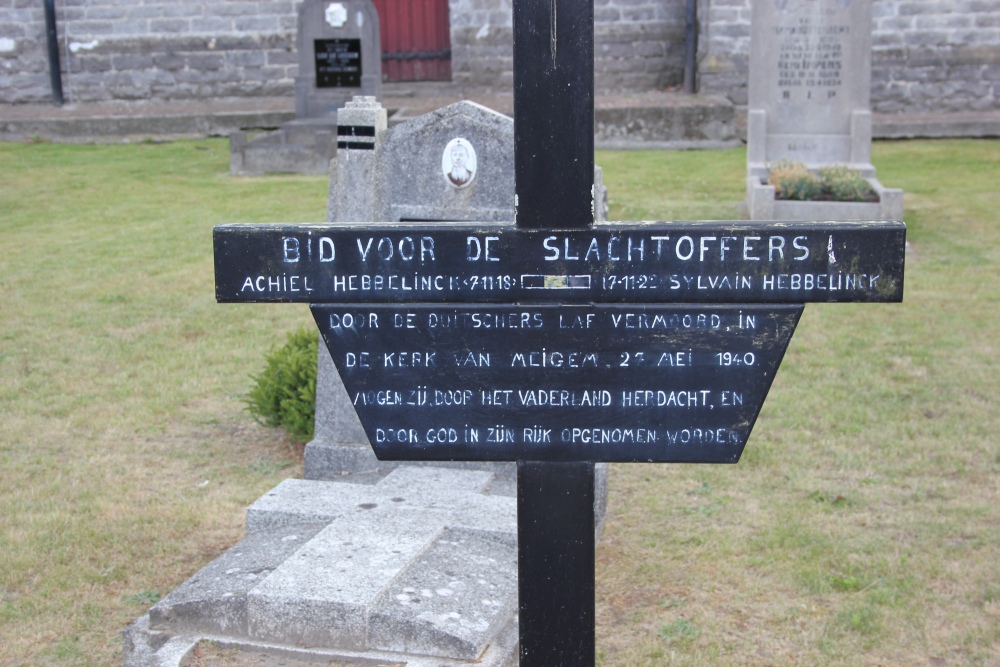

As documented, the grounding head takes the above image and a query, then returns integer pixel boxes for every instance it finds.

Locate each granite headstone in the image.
[745,0,903,220]
[312,95,608,481]
[295,0,381,119]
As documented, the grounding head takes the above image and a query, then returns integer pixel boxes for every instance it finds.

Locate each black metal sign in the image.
[314,38,361,88]
[215,221,906,305]
[313,303,802,463]
[215,219,905,465]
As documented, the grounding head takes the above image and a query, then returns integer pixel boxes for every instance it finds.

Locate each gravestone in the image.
[294,0,381,119]
[229,0,381,175]
[312,95,608,482]
[745,0,903,221]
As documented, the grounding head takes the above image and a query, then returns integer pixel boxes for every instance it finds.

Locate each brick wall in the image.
[697,0,1000,112]
[696,0,750,103]
[2,0,998,113]
[448,0,514,89]
[594,0,687,91]
[1,0,49,104]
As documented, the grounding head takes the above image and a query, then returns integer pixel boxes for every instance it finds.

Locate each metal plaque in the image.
[314,38,361,88]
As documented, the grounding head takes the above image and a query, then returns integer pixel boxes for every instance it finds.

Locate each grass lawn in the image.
[1,138,998,666]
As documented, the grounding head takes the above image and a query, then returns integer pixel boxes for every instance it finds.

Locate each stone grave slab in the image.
[745,0,903,220]
[123,467,519,667]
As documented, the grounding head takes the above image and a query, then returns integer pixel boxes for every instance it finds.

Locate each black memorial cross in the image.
[213,1,905,663]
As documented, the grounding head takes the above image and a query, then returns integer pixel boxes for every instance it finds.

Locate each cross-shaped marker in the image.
[214,2,905,663]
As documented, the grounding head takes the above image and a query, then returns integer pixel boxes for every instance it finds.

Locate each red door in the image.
[371,0,452,81]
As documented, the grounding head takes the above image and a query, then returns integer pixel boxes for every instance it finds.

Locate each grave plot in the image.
[312,95,607,484]
[745,0,904,220]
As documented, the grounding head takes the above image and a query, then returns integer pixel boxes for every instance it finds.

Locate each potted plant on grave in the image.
[768,160,879,204]
[746,158,903,221]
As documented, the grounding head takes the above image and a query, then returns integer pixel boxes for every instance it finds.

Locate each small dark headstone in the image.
[294,0,380,118]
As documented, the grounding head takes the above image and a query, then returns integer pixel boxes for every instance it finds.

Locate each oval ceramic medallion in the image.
[442,138,477,189]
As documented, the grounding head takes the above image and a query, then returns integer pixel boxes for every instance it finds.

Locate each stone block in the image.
[149,18,189,33]
[369,528,518,659]
[70,19,115,35]
[87,7,128,20]
[245,515,443,649]
[188,17,233,32]
[147,524,325,637]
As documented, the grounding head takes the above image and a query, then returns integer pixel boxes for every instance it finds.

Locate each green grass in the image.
[1,138,998,666]
[0,140,325,665]
[595,139,1000,666]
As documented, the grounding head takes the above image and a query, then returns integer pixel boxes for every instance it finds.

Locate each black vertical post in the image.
[513,0,597,664]
[44,0,64,106]
[518,461,596,665]
[683,0,698,94]
[513,0,594,229]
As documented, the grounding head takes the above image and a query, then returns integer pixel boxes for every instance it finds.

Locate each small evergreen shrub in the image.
[768,159,822,201]
[245,326,318,440]
[817,164,877,202]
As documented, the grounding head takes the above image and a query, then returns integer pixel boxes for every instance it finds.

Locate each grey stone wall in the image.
[2,0,298,104]
[448,0,514,90]
[697,0,1000,112]
[448,0,687,92]
[871,0,1000,113]
[3,0,998,112]
[594,0,687,91]
[1,0,49,104]
[695,0,750,104]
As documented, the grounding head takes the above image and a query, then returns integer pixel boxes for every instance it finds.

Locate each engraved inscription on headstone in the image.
[312,304,802,463]
[315,38,362,88]
[752,0,869,142]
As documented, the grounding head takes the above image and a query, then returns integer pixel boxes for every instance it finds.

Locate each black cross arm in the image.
[213,219,906,305]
